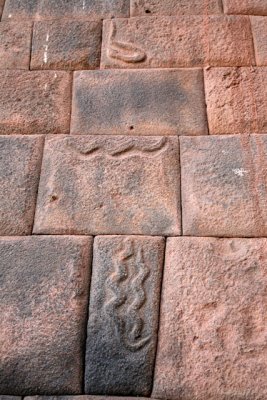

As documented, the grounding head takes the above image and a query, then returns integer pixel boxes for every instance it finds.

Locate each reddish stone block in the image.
[153,237,267,400]
[180,135,267,237]
[0,236,92,395]
[131,0,222,16]
[31,20,102,70]
[251,17,267,66]
[0,135,44,235]
[33,135,181,236]
[0,71,71,135]
[223,0,267,15]
[71,69,207,136]
[101,16,255,69]
[205,67,267,134]
[85,236,165,396]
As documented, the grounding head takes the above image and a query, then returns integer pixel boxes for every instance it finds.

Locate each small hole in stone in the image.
[129,125,134,130]
[50,195,58,202]
[145,9,151,13]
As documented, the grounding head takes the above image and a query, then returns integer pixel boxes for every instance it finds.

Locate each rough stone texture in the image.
[0,22,32,70]
[71,69,208,136]
[223,0,267,15]
[131,0,222,16]
[85,236,165,396]
[33,135,181,236]
[0,135,44,235]
[0,71,71,135]
[101,16,255,69]
[31,20,102,71]
[0,236,92,395]
[180,135,267,237]
[2,0,130,20]
[251,17,267,66]
[0,0,4,17]
[153,237,267,400]
[205,67,267,134]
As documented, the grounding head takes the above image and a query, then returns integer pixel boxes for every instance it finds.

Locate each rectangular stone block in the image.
[205,67,267,134]
[0,135,44,235]
[153,237,267,400]
[85,236,165,396]
[180,135,267,237]
[2,0,129,20]
[0,71,71,135]
[33,135,181,236]
[251,17,267,66]
[31,20,102,70]
[131,0,222,16]
[71,69,208,136]
[223,0,267,15]
[0,236,92,395]
[101,16,255,69]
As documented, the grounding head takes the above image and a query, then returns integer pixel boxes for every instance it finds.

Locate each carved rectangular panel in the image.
[85,236,165,396]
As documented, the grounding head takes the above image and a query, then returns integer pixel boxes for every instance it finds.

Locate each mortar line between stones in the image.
[178,136,184,236]
[69,71,74,134]
[249,16,257,66]
[28,21,34,71]
[221,0,225,14]
[203,68,211,135]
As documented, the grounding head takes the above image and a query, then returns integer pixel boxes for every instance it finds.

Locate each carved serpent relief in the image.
[105,239,151,352]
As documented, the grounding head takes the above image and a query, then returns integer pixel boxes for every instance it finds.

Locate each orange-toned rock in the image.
[33,135,181,236]
[180,135,267,237]
[71,69,208,136]
[0,236,92,395]
[0,71,71,134]
[153,237,267,400]
[0,136,44,235]
[131,0,222,16]
[223,0,267,15]
[101,16,254,69]
[205,67,267,134]
[85,236,164,396]
[251,17,267,66]
[31,20,102,70]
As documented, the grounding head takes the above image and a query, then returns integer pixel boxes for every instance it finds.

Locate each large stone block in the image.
[0,236,92,395]
[153,237,267,400]
[131,0,222,16]
[33,135,181,236]
[223,0,267,15]
[85,236,165,395]
[71,69,207,136]
[251,17,267,66]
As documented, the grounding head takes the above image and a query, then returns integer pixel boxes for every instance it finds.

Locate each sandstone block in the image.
[251,17,267,66]
[71,69,207,136]
[31,20,102,70]
[205,67,267,134]
[85,236,165,396]
[101,16,254,69]
[180,135,267,237]
[0,236,92,395]
[131,0,222,16]
[0,135,44,235]
[153,237,267,400]
[223,0,267,15]
[0,71,71,135]
[33,135,181,236]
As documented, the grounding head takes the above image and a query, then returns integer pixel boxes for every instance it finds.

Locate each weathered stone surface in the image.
[205,67,267,134]
[0,71,71,135]
[131,0,222,16]
[101,16,255,69]
[251,17,267,66]
[31,20,102,70]
[153,237,267,400]
[223,0,267,15]
[2,0,129,20]
[85,236,165,396]
[0,236,92,395]
[180,135,267,237]
[33,136,181,236]
[0,135,44,235]
[71,69,207,136]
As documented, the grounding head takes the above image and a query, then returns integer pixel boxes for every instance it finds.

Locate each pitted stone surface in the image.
[101,16,255,69]
[0,135,44,235]
[85,236,165,396]
[31,20,102,70]
[251,17,267,66]
[180,135,267,237]
[71,69,208,136]
[33,135,181,236]
[153,237,267,400]
[0,22,32,70]
[0,71,71,135]
[131,0,222,16]
[0,236,92,395]
[205,67,267,134]
[223,0,267,15]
